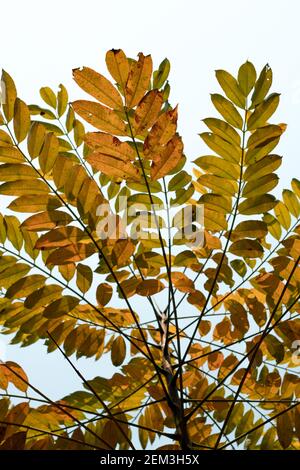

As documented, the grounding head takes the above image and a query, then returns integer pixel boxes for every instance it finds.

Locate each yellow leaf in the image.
[96,283,113,306]
[0,146,23,163]
[277,412,293,449]
[0,179,49,196]
[111,336,126,366]
[105,49,129,95]
[6,274,46,299]
[200,132,241,163]
[86,134,140,181]
[27,122,46,159]
[76,263,93,294]
[39,132,59,174]
[44,295,80,319]
[57,84,68,117]
[1,70,17,122]
[13,98,30,143]
[0,163,37,181]
[85,132,135,159]
[24,284,63,309]
[238,194,277,215]
[8,194,61,213]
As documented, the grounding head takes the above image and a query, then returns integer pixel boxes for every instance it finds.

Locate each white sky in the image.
[1,0,300,399]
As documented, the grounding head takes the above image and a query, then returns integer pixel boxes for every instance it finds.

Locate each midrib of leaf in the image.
[125,109,187,438]
[3,120,168,398]
[178,107,249,377]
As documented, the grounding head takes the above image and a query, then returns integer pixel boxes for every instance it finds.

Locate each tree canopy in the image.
[0,51,299,450]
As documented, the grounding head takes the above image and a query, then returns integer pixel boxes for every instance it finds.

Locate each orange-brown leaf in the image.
[150,134,184,180]
[132,90,163,136]
[125,53,152,108]
[73,66,123,110]
[72,100,127,135]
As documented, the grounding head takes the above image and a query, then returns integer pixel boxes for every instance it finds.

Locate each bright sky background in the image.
[1,0,300,401]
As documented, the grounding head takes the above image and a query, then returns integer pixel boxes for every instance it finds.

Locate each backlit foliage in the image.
[0,51,299,450]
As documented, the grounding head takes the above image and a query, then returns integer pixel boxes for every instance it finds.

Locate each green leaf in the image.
[277,412,293,449]
[238,194,277,215]
[202,117,241,146]
[215,69,245,108]
[153,58,170,89]
[210,94,243,129]
[282,189,300,217]
[194,155,239,180]
[233,220,268,239]
[200,132,241,163]
[6,275,46,299]
[111,336,126,366]
[274,201,291,230]
[247,93,280,130]
[76,263,93,294]
[242,173,279,198]
[244,154,282,181]
[40,87,57,108]
[229,239,263,258]
[251,64,272,107]
[238,61,257,96]
[44,295,80,319]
